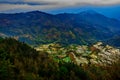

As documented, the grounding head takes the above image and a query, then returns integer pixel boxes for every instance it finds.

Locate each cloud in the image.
[22,0,120,5]
[0,0,55,5]
[0,0,120,13]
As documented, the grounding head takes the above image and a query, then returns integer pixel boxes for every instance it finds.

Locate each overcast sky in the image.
[0,0,120,19]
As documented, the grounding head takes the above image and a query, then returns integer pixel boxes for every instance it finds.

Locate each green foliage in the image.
[0,38,119,80]
[0,38,39,80]
[0,37,3,41]
[0,53,15,80]
[85,59,120,80]
[58,62,89,80]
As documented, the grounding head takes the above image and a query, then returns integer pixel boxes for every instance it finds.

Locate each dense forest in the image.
[0,37,120,80]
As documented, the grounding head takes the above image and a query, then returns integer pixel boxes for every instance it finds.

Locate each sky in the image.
[0,0,120,19]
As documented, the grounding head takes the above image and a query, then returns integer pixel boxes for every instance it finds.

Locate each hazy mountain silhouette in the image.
[0,10,120,46]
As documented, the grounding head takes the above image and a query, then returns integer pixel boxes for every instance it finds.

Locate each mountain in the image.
[105,36,120,48]
[0,10,120,46]
[56,10,120,32]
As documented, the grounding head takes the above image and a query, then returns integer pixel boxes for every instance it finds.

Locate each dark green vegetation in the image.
[0,38,120,80]
[0,38,89,80]
[0,10,120,47]
[105,36,120,48]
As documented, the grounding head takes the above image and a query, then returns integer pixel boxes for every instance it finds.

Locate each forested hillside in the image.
[0,38,89,80]
[0,11,120,47]
[0,38,120,80]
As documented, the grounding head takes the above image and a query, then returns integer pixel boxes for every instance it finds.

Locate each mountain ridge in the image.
[0,10,120,46]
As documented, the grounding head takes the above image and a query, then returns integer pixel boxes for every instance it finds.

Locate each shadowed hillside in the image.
[0,11,120,46]
[0,38,120,80]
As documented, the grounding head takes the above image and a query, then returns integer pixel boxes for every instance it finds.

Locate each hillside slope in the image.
[0,11,120,46]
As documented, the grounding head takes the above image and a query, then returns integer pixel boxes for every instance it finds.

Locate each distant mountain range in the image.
[0,10,120,47]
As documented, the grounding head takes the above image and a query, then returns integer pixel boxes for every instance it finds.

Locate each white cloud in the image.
[0,3,69,12]
[24,0,120,5]
[0,0,120,12]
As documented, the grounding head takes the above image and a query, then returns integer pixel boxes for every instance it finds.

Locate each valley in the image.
[0,10,120,80]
